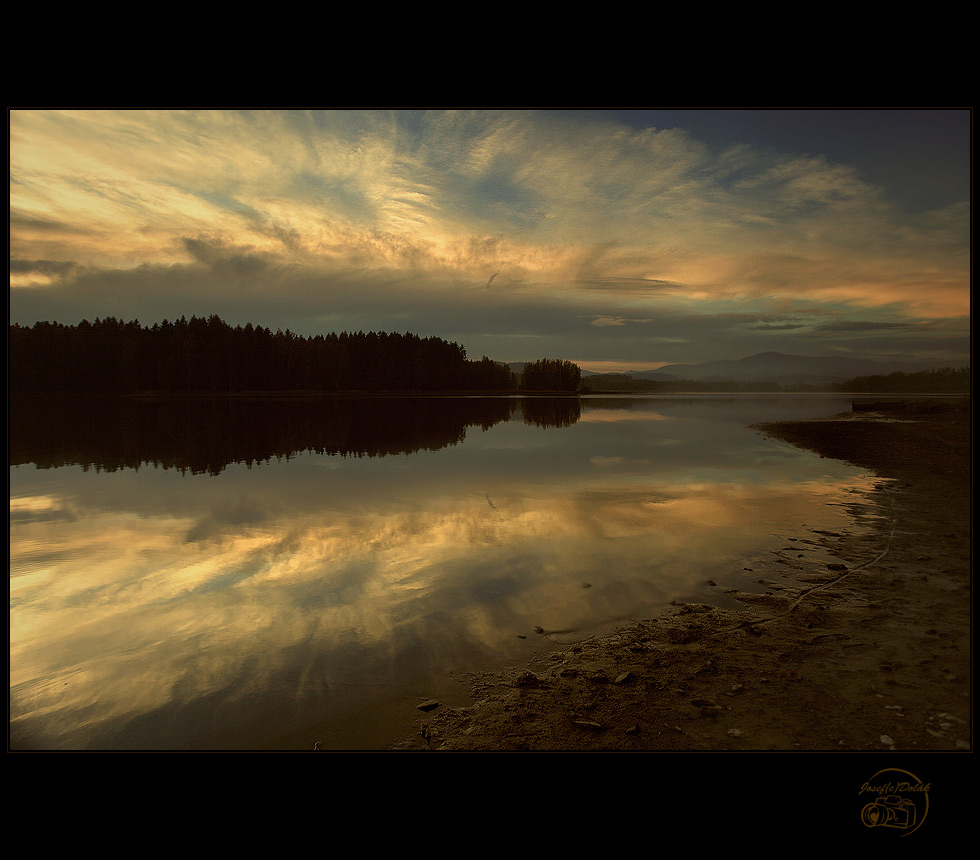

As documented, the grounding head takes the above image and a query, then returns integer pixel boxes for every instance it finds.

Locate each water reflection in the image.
[10,394,876,750]
[9,395,534,474]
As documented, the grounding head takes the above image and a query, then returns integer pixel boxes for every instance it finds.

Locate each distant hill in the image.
[627,352,953,385]
[501,353,968,391]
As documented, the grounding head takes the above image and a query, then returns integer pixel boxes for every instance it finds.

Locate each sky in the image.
[8,108,972,373]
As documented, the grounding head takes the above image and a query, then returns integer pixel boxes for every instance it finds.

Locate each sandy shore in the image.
[393,400,971,753]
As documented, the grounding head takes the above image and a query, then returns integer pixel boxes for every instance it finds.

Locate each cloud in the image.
[181,236,272,276]
[8,109,970,367]
[590,316,656,328]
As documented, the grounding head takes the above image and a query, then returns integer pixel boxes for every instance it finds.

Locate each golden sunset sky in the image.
[9,108,971,371]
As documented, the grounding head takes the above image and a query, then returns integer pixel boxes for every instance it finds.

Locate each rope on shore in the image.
[786,482,899,613]
[706,481,900,636]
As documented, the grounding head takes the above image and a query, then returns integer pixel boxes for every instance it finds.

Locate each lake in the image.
[9,393,879,751]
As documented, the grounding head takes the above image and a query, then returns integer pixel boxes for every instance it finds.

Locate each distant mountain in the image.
[621,370,676,381]
[629,352,950,385]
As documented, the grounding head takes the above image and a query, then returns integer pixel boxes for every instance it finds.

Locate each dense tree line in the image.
[8,315,521,396]
[833,367,971,394]
[519,358,582,392]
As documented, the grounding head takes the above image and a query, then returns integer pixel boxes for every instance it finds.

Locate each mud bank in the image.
[392,401,971,753]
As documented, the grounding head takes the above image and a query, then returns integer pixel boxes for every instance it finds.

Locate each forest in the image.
[833,367,971,393]
[8,316,582,396]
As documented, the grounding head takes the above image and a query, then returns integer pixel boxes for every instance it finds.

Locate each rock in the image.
[614,672,632,684]
[417,699,440,712]
[513,671,539,687]
[676,602,714,614]
[573,720,605,731]
[827,563,848,571]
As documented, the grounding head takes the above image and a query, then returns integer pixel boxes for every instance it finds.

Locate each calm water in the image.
[10,394,878,751]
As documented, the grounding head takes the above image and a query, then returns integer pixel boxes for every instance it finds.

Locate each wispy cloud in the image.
[9,109,970,367]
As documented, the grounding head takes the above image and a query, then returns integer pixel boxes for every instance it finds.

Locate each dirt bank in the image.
[393,400,971,752]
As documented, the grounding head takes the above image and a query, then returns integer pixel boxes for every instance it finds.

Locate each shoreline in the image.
[10,389,971,401]
[392,400,971,752]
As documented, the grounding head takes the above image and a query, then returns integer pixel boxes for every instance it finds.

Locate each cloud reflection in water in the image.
[9,394,876,749]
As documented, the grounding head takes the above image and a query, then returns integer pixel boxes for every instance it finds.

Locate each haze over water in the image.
[10,393,880,750]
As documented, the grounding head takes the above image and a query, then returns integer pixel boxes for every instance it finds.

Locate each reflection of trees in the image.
[9,397,525,476]
[580,398,641,412]
[519,397,581,428]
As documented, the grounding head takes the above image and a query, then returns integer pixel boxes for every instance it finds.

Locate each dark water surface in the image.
[10,394,878,750]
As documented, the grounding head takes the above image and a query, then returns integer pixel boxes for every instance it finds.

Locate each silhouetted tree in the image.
[8,316,525,396]
[520,358,582,392]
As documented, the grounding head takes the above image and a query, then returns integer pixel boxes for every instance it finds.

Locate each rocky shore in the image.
[393,399,971,753]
